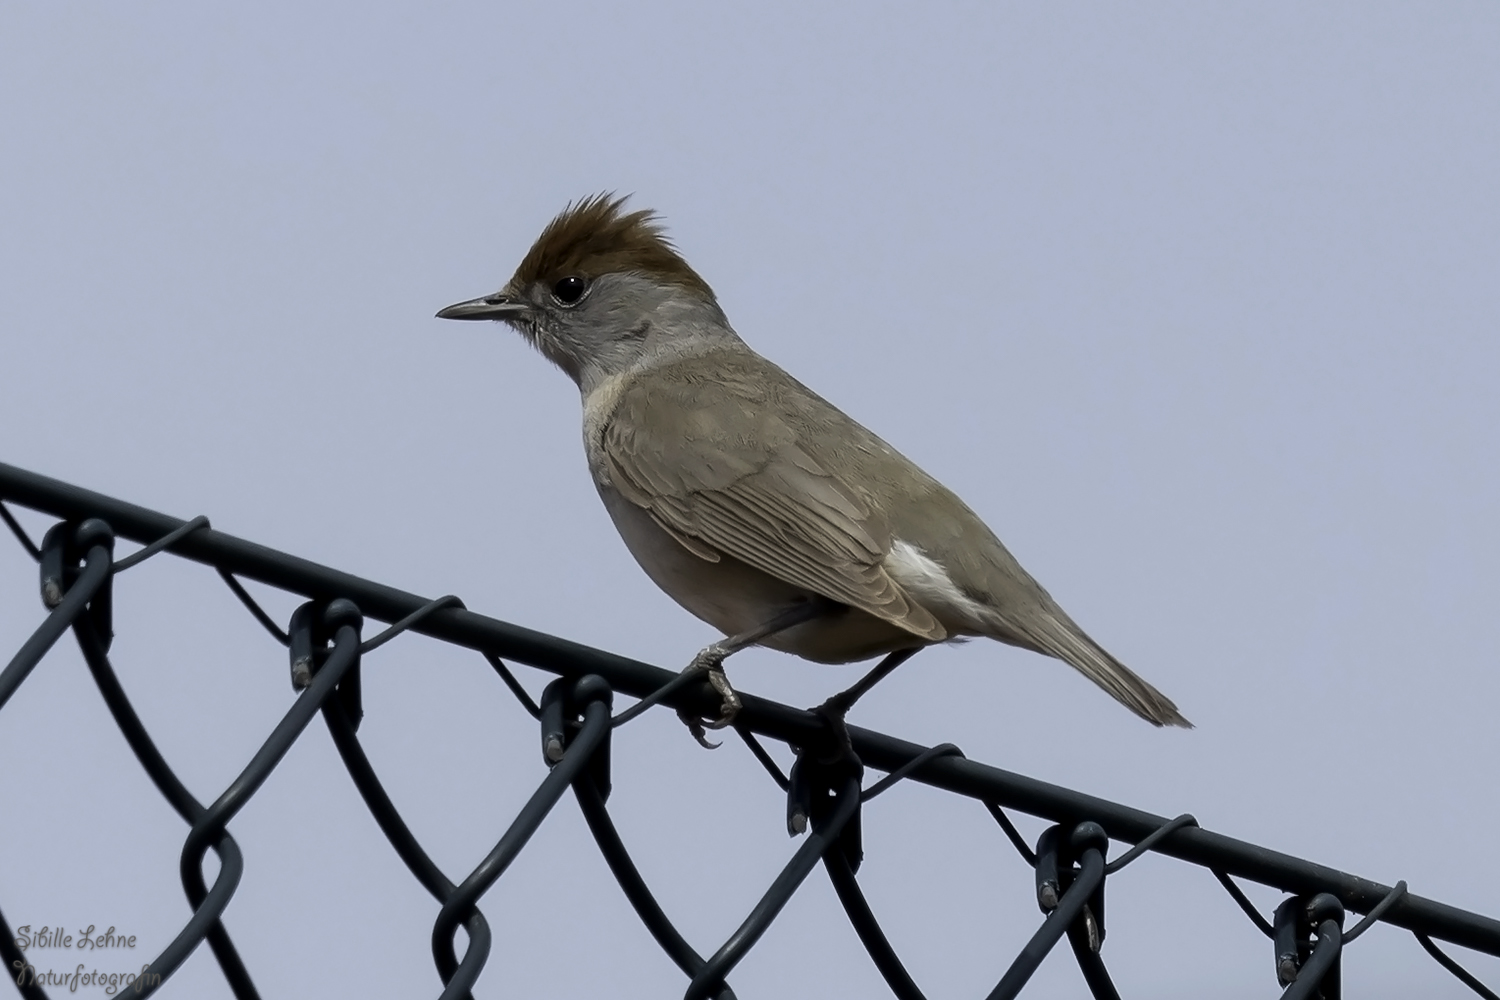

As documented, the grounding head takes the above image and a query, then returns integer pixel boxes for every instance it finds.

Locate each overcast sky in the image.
[3,3,1498,998]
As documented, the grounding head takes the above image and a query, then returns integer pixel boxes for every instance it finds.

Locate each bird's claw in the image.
[677,709,722,749]
[676,657,741,749]
[808,694,856,764]
[702,667,741,728]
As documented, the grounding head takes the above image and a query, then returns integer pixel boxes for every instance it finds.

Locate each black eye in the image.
[551,275,588,305]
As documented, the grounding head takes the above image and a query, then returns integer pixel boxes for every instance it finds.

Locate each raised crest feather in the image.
[513,194,715,299]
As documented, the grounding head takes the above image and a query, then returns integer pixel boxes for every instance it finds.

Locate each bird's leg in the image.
[809,647,922,761]
[676,599,830,748]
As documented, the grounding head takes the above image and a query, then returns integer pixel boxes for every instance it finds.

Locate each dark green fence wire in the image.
[2,461,1497,1000]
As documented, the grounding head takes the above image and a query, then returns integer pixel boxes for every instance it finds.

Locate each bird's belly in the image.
[598,486,924,664]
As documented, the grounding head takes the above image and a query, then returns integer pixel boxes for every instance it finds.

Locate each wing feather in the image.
[601,355,944,641]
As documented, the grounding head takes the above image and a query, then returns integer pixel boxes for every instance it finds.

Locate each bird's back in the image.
[592,345,1189,727]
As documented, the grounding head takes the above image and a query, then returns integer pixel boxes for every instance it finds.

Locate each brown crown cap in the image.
[512,194,715,300]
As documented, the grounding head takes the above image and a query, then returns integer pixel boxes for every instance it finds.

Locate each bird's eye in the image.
[551,275,588,305]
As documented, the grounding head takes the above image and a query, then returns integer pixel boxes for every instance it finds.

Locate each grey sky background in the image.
[2,3,1498,997]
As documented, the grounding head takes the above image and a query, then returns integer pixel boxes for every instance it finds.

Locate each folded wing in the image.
[601,353,946,642]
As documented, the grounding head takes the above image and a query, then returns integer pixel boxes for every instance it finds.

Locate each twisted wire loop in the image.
[991,823,1113,1000]
[1271,894,1345,1000]
[433,677,615,999]
[685,760,865,1000]
[570,687,739,1000]
[3,460,1500,999]
[0,520,113,711]
[141,600,366,999]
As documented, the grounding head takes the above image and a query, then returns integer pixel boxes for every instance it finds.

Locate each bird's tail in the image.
[1007,609,1191,727]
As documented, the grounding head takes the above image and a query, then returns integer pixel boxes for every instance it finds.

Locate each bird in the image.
[438,194,1189,747]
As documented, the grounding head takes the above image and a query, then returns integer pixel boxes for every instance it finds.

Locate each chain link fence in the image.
[2,460,1497,999]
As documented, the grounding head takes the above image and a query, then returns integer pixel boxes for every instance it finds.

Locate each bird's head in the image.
[437,194,732,389]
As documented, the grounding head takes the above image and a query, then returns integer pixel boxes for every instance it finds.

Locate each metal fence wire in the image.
[2,459,1498,1000]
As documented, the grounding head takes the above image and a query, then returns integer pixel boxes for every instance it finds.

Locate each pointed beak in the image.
[435,293,530,321]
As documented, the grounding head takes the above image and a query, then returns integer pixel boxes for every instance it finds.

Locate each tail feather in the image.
[1007,610,1191,728]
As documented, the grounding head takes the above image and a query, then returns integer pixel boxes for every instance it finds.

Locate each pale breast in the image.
[595,483,926,664]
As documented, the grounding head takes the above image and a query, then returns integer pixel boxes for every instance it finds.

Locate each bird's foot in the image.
[807,690,856,764]
[801,649,919,762]
[675,644,742,749]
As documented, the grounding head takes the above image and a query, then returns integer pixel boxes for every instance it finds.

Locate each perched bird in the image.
[438,195,1189,745]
